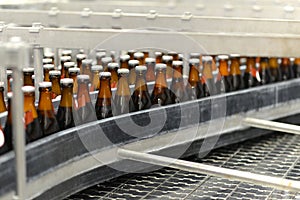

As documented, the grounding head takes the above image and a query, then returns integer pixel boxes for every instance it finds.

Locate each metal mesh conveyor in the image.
[65,132,300,200]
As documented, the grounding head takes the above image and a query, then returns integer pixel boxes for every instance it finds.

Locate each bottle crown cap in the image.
[60,56,71,62]
[0,82,4,87]
[43,64,55,69]
[77,74,90,80]
[7,70,12,75]
[43,58,53,64]
[91,65,103,71]
[96,52,106,59]
[44,52,54,58]
[60,78,74,85]
[96,48,106,53]
[39,81,52,88]
[7,92,13,98]
[145,57,155,63]
[134,52,144,58]
[22,86,35,93]
[162,55,173,61]
[82,59,93,65]
[64,62,76,68]
[217,55,229,60]
[100,72,111,77]
[172,60,183,66]
[117,68,130,74]
[135,65,147,72]
[76,53,87,60]
[128,60,139,66]
[68,67,80,73]
[155,63,167,70]
[120,54,130,61]
[190,52,200,57]
[189,58,200,65]
[49,70,61,76]
[101,57,113,64]
[23,67,34,72]
[107,62,120,69]
[229,54,240,58]
[62,49,72,55]
[202,56,213,62]
[154,52,162,56]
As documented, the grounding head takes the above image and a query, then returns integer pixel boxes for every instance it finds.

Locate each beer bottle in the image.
[95,72,113,120]
[168,51,179,61]
[131,66,152,111]
[128,50,136,60]
[134,52,145,65]
[43,64,55,82]
[229,54,244,91]
[280,57,294,80]
[56,78,75,130]
[101,57,113,72]
[60,56,71,79]
[269,57,282,82]
[23,67,35,86]
[68,68,80,95]
[259,57,272,85]
[145,57,156,82]
[244,57,260,88]
[113,69,134,116]
[162,55,173,79]
[22,86,43,142]
[128,60,139,85]
[44,52,55,65]
[96,52,106,65]
[74,75,95,124]
[120,55,130,69]
[0,82,7,154]
[186,58,204,100]
[62,49,72,57]
[2,92,13,154]
[170,61,188,103]
[155,52,163,63]
[91,65,103,91]
[293,58,300,78]
[49,70,61,99]
[7,70,12,92]
[107,62,120,88]
[202,56,217,96]
[76,53,86,72]
[82,59,93,78]
[0,83,6,113]
[37,82,60,136]
[43,58,53,65]
[151,63,173,106]
[216,55,232,93]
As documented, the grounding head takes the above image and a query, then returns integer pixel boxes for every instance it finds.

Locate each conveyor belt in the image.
[65,132,300,199]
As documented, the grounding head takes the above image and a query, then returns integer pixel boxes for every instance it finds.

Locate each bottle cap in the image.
[7,70,13,75]
[128,60,139,66]
[43,58,53,64]
[155,63,167,70]
[23,67,34,73]
[135,65,147,72]
[96,52,106,59]
[229,54,240,58]
[128,49,136,54]
[155,52,162,56]
[162,55,173,61]
[49,70,61,76]
[39,81,52,88]
[32,75,35,79]
[96,48,106,53]
[145,58,156,63]
[68,67,80,73]
[117,68,130,74]
[44,52,54,58]
[217,55,229,60]
[43,64,55,70]
[60,56,71,62]
[0,82,4,87]
[82,59,93,66]
[22,86,35,93]
[64,61,76,68]
[172,61,183,66]
[189,58,200,65]
[91,65,103,71]
[202,56,213,62]
[134,52,144,58]
[60,78,74,85]
[107,62,120,69]
[62,49,72,55]
[168,51,177,55]
[101,57,113,64]
[76,53,87,60]
[100,72,111,77]
[77,74,90,81]
[120,55,130,61]
[190,53,200,58]
[7,92,12,98]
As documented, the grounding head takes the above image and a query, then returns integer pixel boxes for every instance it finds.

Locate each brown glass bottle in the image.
[7,70,12,92]
[186,58,204,100]
[22,86,43,142]
[23,67,35,86]
[43,64,55,82]
[113,69,134,116]
[37,82,60,136]
[280,57,294,80]
[128,50,136,60]
[216,55,232,93]
[128,60,139,85]
[101,57,113,72]
[131,66,152,111]
[163,55,173,79]
[259,57,272,85]
[120,55,130,69]
[269,57,282,82]
[0,83,7,154]
[108,62,120,88]
[229,54,244,91]
[293,58,300,78]
[56,78,75,130]
[95,72,113,120]
[49,70,61,99]
[76,53,86,72]
[202,56,217,96]
[2,92,13,154]
[0,83,6,114]
[74,75,96,124]
[151,63,173,106]
[91,65,103,91]
[68,68,80,95]
[155,52,163,64]
[170,61,188,103]
[96,52,106,65]
[134,52,145,65]
[243,57,260,88]
[145,58,156,82]
[82,59,93,78]
[60,56,71,79]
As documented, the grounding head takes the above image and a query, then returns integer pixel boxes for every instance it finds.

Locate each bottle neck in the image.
[230,59,241,75]
[219,60,229,76]
[0,89,6,113]
[281,58,290,67]
[98,78,112,99]
[202,62,213,79]
[60,86,73,108]
[172,66,183,79]
[92,71,100,90]
[24,73,34,86]
[246,58,255,73]
[154,69,168,88]
[269,58,279,69]
[77,82,91,108]
[38,89,54,111]
[188,64,200,83]
[51,76,61,96]
[24,93,38,119]
[135,73,147,91]
[116,75,131,96]
[260,61,269,70]
[120,60,129,69]
[44,69,51,82]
